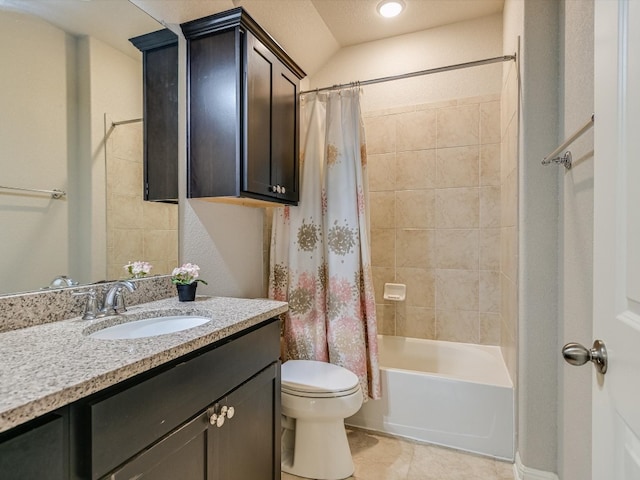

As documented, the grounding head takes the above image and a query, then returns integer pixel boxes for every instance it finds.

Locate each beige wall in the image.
[310,14,504,113]
[105,120,178,280]
[78,36,145,283]
[0,11,158,293]
[366,94,503,345]
[504,0,562,475]
[558,1,594,479]
[0,12,72,293]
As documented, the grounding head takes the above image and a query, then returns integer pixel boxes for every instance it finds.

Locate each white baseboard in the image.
[514,452,559,480]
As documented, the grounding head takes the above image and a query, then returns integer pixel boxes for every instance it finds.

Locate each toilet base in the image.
[281,416,355,480]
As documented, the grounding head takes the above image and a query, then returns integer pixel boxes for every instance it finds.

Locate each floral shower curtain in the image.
[269,88,380,399]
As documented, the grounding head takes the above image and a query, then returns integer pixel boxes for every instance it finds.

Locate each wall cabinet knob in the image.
[209,413,218,426]
[216,415,225,428]
[281,186,286,194]
[227,406,235,419]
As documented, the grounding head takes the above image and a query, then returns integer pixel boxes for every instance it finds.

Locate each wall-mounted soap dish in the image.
[383,283,406,302]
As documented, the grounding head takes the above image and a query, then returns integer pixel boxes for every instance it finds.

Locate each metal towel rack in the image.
[0,185,66,199]
[542,114,595,170]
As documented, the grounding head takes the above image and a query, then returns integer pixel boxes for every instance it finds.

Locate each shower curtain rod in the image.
[300,54,516,95]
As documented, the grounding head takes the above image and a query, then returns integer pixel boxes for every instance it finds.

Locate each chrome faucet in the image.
[49,275,78,288]
[73,281,137,320]
[100,280,137,316]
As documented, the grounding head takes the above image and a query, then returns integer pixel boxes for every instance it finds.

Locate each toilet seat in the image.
[282,360,361,398]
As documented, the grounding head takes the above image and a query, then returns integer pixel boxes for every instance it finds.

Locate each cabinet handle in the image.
[208,404,234,427]
[209,412,218,426]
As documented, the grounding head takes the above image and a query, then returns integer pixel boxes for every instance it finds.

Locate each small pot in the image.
[176,283,197,302]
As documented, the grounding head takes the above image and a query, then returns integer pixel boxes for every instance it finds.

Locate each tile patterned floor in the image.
[282,429,515,480]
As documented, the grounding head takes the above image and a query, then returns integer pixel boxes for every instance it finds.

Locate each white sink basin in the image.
[88,315,211,340]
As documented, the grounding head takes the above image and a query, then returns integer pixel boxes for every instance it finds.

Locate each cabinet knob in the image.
[276,185,282,193]
[216,415,225,428]
[271,185,278,193]
[227,406,235,419]
[281,186,286,194]
[209,413,218,426]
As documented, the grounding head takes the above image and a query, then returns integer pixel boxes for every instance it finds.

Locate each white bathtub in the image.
[346,335,514,460]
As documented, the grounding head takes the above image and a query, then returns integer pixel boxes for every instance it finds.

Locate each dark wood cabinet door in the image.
[210,363,281,480]
[245,31,275,200]
[245,31,300,204]
[144,42,178,203]
[187,29,240,199]
[0,413,67,480]
[130,29,179,203]
[271,61,299,204]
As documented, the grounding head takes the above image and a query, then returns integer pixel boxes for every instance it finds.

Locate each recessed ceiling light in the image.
[377,0,405,18]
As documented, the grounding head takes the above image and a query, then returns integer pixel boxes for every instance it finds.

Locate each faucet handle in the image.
[112,287,130,314]
[72,288,99,320]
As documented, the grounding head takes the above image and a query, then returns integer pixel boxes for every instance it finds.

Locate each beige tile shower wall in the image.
[500,60,519,382]
[106,122,178,281]
[367,94,502,345]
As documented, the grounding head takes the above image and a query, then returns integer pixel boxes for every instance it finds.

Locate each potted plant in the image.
[171,263,208,302]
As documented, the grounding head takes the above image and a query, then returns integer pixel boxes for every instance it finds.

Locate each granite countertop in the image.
[0,296,287,434]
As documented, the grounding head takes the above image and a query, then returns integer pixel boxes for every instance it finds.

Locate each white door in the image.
[593,0,640,478]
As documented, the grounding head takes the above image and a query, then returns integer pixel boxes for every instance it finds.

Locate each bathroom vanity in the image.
[0,296,287,480]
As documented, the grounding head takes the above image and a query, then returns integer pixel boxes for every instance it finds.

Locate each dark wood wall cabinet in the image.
[0,319,281,480]
[181,8,306,206]
[130,29,179,203]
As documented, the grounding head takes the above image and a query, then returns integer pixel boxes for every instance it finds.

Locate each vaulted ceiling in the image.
[3,0,504,76]
[134,0,504,75]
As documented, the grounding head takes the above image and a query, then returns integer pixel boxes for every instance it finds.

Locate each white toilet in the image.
[281,359,363,480]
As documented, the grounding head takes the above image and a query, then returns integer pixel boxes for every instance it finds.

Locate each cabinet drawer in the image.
[85,319,279,479]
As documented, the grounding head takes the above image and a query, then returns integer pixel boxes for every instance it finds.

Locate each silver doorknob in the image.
[562,339,607,374]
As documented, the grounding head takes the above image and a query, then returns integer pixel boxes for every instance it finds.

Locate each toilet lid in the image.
[281,360,361,397]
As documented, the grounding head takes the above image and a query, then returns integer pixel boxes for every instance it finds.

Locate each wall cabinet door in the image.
[130,29,179,203]
[245,31,299,204]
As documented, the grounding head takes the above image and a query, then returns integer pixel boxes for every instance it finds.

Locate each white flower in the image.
[125,261,152,278]
[171,263,207,285]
